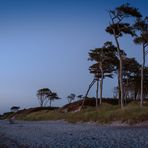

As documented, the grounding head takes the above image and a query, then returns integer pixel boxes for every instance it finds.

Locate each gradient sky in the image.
[0,0,147,114]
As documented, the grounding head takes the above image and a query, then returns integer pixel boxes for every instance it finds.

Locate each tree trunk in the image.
[134,85,137,100]
[100,74,103,105]
[50,99,52,107]
[68,98,71,104]
[140,44,145,107]
[110,14,124,109]
[40,96,43,107]
[96,80,99,107]
[119,49,124,108]
[81,79,96,109]
[136,90,139,100]
[114,36,124,109]
[118,69,121,104]
[124,78,129,104]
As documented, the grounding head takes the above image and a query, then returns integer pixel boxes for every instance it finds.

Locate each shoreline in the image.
[1,119,148,127]
[0,120,148,148]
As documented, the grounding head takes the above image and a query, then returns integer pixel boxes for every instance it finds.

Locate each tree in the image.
[106,3,142,108]
[81,78,97,109]
[77,95,83,100]
[122,57,141,100]
[114,58,148,101]
[47,92,59,107]
[37,88,59,107]
[143,67,148,98]
[10,106,20,112]
[114,49,126,104]
[133,17,148,106]
[81,42,117,108]
[37,88,52,107]
[67,93,76,104]
[88,42,117,106]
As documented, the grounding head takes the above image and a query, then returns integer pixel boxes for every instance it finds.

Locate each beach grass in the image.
[13,101,148,124]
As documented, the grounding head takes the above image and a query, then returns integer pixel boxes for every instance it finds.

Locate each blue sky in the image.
[0,0,147,114]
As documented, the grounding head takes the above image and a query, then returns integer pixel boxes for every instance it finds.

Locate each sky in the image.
[0,0,147,114]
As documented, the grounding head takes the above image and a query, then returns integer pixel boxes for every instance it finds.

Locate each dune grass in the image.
[0,112,14,120]
[15,102,148,124]
[16,110,64,121]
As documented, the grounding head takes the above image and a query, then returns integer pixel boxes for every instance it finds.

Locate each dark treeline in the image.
[82,3,148,109]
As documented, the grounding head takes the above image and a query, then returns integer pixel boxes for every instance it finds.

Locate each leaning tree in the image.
[37,88,59,107]
[37,88,52,107]
[106,3,142,108]
[81,42,118,108]
[67,93,76,104]
[47,92,59,107]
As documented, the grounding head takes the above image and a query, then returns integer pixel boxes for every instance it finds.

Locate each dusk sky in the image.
[0,0,147,114]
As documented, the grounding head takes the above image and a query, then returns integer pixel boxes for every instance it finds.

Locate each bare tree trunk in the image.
[124,78,129,104]
[114,35,124,109]
[119,50,124,108]
[40,100,43,107]
[100,74,103,105]
[81,79,96,109]
[50,99,52,107]
[68,98,71,104]
[134,86,137,100]
[96,80,99,107]
[109,13,124,109]
[136,90,139,100]
[140,44,145,107]
[118,70,121,104]
[44,99,49,106]
[40,96,43,107]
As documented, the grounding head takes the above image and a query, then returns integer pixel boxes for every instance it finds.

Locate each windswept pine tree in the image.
[37,88,52,107]
[112,48,126,104]
[122,57,141,100]
[106,3,142,108]
[67,93,76,104]
[37,88,59,107]
[133,17,148,106]
[89,42,118,106]
[47,92,59,107]
[81,42,118,108]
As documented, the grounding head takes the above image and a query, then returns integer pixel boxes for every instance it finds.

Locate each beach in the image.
[0,120,148,148]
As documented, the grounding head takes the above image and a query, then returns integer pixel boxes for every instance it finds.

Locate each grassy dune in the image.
[14,101,148,124]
